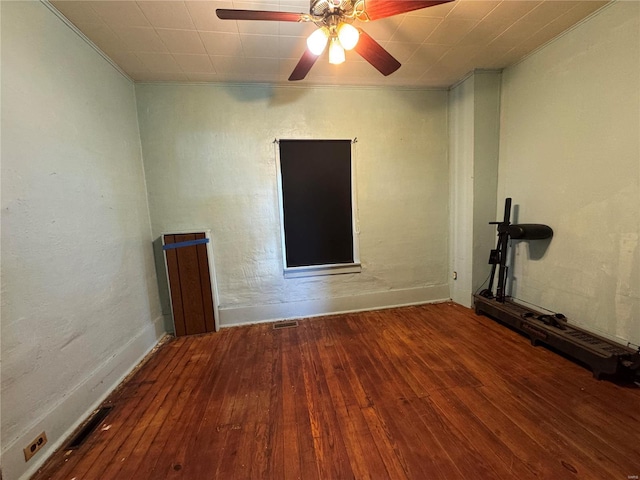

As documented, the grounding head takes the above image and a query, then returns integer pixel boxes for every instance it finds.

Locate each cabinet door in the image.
[164,233,215,336]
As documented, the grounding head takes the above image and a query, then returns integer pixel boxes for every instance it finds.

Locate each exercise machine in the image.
[474,198,640,380]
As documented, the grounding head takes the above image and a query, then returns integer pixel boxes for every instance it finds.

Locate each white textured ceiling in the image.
[50,0,609,87]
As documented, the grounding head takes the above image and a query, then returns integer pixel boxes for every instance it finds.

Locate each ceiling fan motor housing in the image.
[311,0,356,18]
[216,0,450,81]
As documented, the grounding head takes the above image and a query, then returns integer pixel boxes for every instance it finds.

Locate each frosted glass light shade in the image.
[337,23,359,50]
[307,27,329,55]
[329,38,345,64]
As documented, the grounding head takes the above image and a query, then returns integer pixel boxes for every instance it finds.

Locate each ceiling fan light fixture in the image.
[329,37,346,65]
[337,23,359,50]
[217,0,444,81]
[307,27,330,55]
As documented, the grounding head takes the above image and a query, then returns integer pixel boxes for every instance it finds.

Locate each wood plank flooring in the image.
[34,303,640,479]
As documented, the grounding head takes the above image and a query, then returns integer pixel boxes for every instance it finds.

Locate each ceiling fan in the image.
[216,0,453,81]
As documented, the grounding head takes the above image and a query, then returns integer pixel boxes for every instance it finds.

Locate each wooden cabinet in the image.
[163,232,218,336]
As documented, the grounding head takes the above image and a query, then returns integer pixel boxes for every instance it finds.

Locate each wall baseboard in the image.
[451,288,474,309]
[2,315,166,480]
[219,284,451,327]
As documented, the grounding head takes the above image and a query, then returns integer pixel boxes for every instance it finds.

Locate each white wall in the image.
[0,3,164,479]
[135,84,450,326]
[449,71,501,307]
[449,75,475,305]
[498,1,640,345]
[471,73,501,295]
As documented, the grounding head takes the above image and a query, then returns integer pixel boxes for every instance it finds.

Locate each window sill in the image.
[284,263,362,279]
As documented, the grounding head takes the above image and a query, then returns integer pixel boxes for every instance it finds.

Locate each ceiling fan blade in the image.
[362,0,453,21]
[216,9,306,22]
[354,30,401,76]
[289,50,320,81]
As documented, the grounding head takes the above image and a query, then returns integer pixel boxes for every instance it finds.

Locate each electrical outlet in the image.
[23,432,47,462]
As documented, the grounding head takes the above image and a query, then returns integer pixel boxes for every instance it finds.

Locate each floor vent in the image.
[66,406,113,450]
[273,321,298,330]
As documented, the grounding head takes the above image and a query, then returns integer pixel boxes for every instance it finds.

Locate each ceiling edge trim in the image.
[40,0,133,84]
[508,1,615,71]
[132,80,450,92]
[449,69,503,91]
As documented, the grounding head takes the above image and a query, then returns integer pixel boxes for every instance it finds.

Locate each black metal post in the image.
[495,198,512,302]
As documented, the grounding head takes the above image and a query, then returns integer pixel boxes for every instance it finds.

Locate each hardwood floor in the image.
[34,303,640,479]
